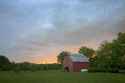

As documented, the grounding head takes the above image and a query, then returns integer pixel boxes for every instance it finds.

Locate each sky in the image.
[0,0,125,63]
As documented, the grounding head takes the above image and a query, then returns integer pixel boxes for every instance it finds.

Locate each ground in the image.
[0,70,125,83]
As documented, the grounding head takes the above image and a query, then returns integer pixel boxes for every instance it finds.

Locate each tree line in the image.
[0,56,62,71]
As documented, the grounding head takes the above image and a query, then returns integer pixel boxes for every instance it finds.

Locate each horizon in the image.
[0,0,125,63]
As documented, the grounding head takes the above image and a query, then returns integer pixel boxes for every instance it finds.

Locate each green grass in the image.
[0,70,125,83]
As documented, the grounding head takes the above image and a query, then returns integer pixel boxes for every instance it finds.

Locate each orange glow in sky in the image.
[30,43,100,64]
[31,46,80,64]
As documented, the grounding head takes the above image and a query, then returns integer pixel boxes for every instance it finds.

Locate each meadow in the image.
[0,70,125,83]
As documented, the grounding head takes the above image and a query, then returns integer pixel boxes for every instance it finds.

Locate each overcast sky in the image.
[0,0,125,63]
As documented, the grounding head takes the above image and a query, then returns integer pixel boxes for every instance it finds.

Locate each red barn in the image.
[63,53,89,72]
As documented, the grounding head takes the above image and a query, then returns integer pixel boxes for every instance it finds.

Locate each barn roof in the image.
[70,53,89,62]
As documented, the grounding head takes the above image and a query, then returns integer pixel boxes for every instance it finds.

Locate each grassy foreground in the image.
[0,70,125,83]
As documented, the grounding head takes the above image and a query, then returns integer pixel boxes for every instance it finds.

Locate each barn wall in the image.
[73,62,89,72]
[63,56,73,72]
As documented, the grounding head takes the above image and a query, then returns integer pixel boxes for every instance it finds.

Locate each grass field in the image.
[0,70,125,83]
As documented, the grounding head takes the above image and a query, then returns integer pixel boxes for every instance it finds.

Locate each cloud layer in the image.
[0,0,125,63]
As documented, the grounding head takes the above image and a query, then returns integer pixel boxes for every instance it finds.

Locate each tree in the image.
[113,32,125,70]
[0,55,11,70]
[90,32,125,72]
[94,41,114,72]
[0,55,10,66]
[57,51,70,64]
[79,46,95,58]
